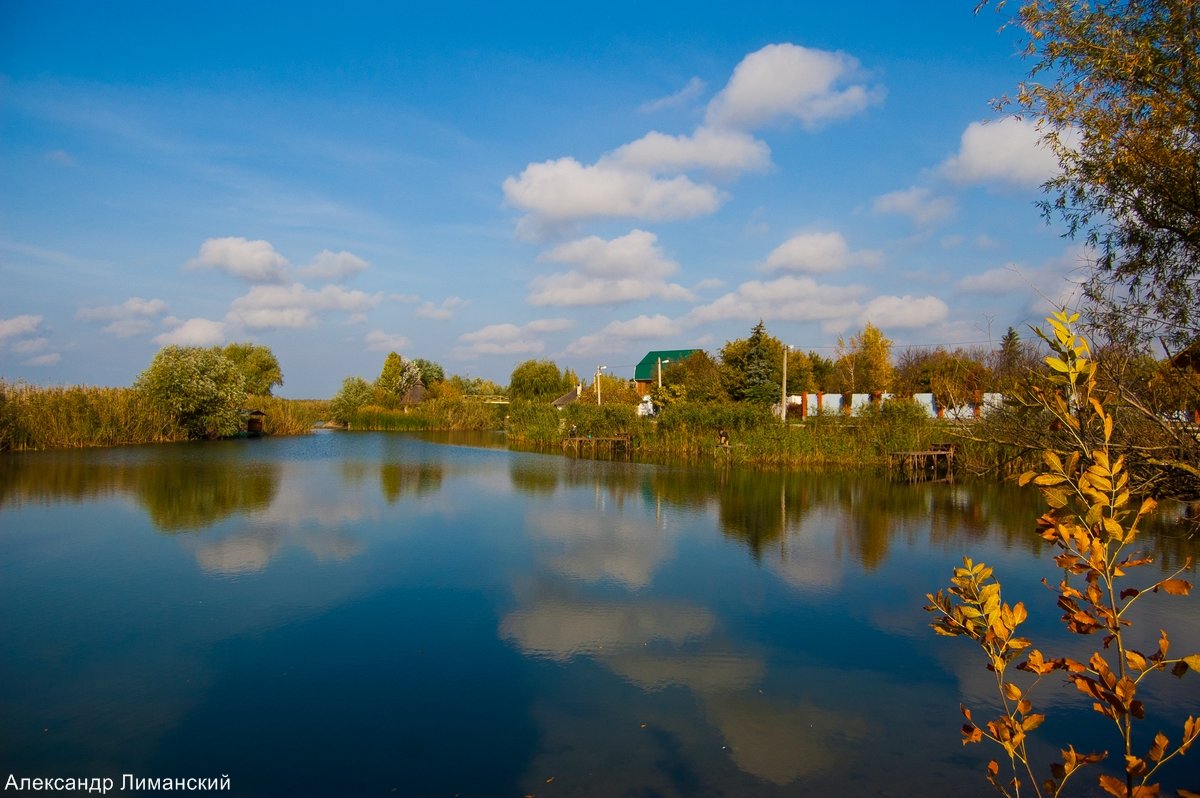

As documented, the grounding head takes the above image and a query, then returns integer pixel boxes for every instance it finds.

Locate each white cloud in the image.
[606,127,770,175]
[684,277,947,334]
[415,296,470,320]
[859,295,949,329]
[503,157,724,233]
[0,314,43,341]
[457,318,572,356]
[12,337,49,354]
[187,237,290,282]
[76,297,168,338]
[957,246,1090,314]
[530,229,694,307]
[300,250,370,282]
[154,317,227,346]
[566,314,683,356]
[939,117,1076,188]
[872,186,955,227]
[226,283,382,329]
[76,297,168,321]
[639,77,708,113]
[365,330,412,352]
[705,43,882,131]
[24,353,61,366]
[763,231,881,273]
[685,276,864,326]
[957,263,1026,294]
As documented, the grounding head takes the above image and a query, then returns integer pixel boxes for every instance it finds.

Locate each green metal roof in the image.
[633,349,701,381]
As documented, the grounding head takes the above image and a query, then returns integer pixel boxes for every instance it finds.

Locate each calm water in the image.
[2,431,1199,796]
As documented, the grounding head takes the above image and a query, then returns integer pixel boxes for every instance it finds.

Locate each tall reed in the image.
[0,381,181,451]
[0,381,328,451]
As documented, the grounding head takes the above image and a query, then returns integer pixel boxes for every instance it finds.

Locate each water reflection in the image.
[4,434,1199,794]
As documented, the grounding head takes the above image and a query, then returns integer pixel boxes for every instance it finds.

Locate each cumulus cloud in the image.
[566,314,683,356]
[860,295,949,329]
[957,245,1090,313]
[686,276,864,326]
[939,117,1076,188]
[956,263,1026,294]
[763,231,882,273]
[0,314,43,341]
[705,43,882,131]
[415,296,470,320]
[187,237,290,282]
[872,186,955,227]
[458,318,571,356]
[606,127,770,175]
[365,330,412,352]
[503,42,879,234]
[76,297,168,338]
[300,250,370,282]
[639,76,708,114]
[685,276,947,334]
[154,317,227,346]
[503,157,724,234]
[226,283,382,329]
[12,337,50,354]
[530,229,694,307]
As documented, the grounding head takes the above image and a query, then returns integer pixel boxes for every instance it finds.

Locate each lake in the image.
[3,431,1199,796]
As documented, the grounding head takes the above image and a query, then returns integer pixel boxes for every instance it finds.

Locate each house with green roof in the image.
[633,349,701,394]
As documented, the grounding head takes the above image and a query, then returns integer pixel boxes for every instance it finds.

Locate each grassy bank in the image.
[0,381,327,451]
[346,397,504,432]
[505,398,963,469]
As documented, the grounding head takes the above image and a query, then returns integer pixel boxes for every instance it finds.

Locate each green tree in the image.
[896,347,991,407]
[990,327,1041,392]
[221,342,284,396]
[833,323,894,394]
[135,345,246,439]
[508,359,565,401]
[722,321,783,404]
[990,0,1200,349]
[412,358,445,388]
[809,352,837,393]
[330,376,373,424]
[660,350,728,404]
[376,352,422,402]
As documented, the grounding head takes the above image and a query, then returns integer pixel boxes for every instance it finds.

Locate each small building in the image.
[552,385,582,410]
[634,349,701,394]
[243,409,265,437]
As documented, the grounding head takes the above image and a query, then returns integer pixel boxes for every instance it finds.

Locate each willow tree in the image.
[991,0,1200,349]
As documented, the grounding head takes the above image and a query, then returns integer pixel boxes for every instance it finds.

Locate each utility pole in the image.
[657,357,670,389]
[595,365,607,404]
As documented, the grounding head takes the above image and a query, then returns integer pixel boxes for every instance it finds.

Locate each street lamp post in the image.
[657,357,670,389]
[595,365,607,404]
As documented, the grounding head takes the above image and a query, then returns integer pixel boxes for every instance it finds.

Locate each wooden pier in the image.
[562,434,632,455]
[888,442,955,482]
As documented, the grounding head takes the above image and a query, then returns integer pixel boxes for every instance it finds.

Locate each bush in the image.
[134,346,246,439]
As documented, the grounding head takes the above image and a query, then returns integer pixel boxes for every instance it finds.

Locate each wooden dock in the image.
[888,443,955,482]
[562,434,632,455]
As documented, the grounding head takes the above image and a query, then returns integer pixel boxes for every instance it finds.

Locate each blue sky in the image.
[1,2,1087,397]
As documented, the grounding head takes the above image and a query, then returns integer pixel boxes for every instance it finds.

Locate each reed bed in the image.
[346,399,503,433]
[0,381,328,451]
[0,381,182,451]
